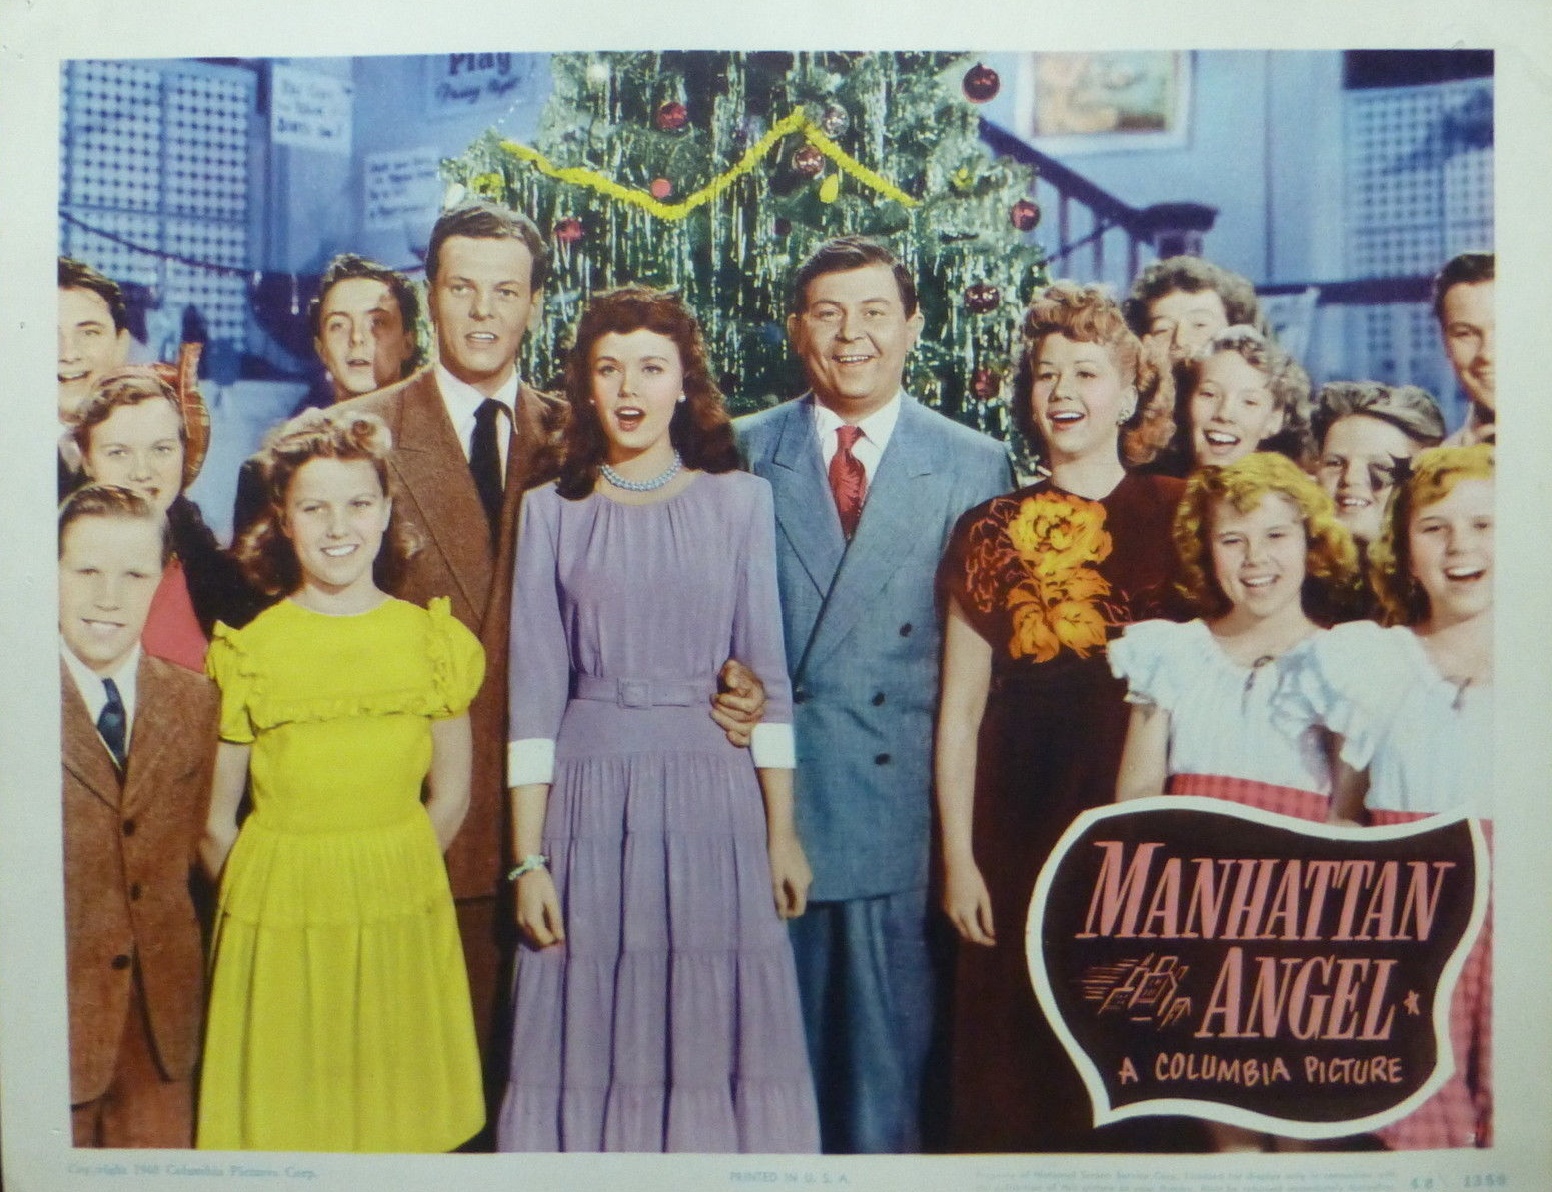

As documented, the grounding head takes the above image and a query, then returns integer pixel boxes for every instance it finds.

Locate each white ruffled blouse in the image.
[1109,618,1332,796]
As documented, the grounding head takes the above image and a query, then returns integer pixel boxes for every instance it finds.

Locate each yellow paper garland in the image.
[483,107,919,221]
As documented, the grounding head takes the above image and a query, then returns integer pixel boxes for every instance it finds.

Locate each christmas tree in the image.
[444,51,1047,443]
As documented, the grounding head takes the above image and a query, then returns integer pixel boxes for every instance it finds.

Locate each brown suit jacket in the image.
[62,654,219,1104]
[340,367,565,900]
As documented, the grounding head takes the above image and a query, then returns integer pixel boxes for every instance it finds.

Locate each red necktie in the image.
[829,424,868,540]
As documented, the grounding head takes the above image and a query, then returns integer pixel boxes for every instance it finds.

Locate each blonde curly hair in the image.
[1368,444,1494,627]
[1012,281,1149,449]
[1173,451,1357,618]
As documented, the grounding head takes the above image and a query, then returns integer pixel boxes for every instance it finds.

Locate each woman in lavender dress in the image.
[497,286,819,1153]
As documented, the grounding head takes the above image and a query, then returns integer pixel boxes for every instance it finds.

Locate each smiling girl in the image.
[497,286,817,1153]
[1111,453,1358,821]
[1182,325,1312,470]
[1109,453,1360,1153]
[196,409,484,1151]
[1278,444,1494,1150]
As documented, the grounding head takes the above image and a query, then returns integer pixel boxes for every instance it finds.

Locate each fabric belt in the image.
[572,675,712,709]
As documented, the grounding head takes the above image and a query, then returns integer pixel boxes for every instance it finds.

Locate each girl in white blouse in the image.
[1111,452,1357,823]
[1277,445,1493,1151]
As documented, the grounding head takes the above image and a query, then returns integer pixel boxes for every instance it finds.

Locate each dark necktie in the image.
[829,424,868,540]
[98,678,127,769]
[470,398,506,548]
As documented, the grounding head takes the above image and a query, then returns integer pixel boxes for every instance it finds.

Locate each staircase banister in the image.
[980,118,1217,247]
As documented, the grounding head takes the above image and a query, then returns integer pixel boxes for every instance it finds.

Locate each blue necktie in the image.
[97,678,127,769]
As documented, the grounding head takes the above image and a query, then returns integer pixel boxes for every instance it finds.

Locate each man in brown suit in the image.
[59,485,219,1147]
[336,201,565,1092]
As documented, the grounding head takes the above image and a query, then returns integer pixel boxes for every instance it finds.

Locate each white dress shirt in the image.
[435,363,521,475]
[812,390,903,484]
[62,640,141,754]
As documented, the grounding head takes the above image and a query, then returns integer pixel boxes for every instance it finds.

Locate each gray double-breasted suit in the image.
[736,392,1011,1151]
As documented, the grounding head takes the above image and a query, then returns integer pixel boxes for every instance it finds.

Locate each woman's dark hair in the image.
[167,495,272,633]
[556,286,740,500]
[235,408,420,597]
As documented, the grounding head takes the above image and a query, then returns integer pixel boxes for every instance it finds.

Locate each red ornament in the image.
[655,100,689,133]
[1010,198,1041,232]
[791,144,825,177]
[962,62,1001,104]
[972,367,1002,401]
[650,178,673,199]
[964,281,1002,314]
[554,218,584,244]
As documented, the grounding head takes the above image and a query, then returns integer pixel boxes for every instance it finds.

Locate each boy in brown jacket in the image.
[59,484,219,1147]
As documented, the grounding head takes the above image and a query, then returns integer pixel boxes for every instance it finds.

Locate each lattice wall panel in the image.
[1346,78,1494,279]
[60,60,254,349]
[165,74,250,221]
[1342,77,1492,403]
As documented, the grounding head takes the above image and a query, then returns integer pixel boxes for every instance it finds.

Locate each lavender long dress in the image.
[496,471,819,1153]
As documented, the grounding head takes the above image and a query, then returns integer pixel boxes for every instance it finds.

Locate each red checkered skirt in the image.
[1369,809,1493,1149]
[1166,772,1330,824]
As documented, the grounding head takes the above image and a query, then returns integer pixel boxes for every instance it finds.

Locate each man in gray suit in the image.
[736,237,1012,1152]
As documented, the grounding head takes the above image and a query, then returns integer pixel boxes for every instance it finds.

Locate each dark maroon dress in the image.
[938,472,1201,1153]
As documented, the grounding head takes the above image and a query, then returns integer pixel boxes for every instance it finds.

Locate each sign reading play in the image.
[1028,800,1487,1138]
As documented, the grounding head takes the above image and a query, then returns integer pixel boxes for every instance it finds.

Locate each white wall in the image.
[978,50,1348,287]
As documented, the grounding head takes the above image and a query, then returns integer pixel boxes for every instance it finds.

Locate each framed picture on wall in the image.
[1014,51,1193,154]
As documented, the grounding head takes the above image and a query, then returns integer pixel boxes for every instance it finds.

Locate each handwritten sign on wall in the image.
[272,64,353,154]
[364,147,443,232]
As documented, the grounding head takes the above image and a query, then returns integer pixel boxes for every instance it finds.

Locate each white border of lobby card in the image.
[2,2,1550,1190]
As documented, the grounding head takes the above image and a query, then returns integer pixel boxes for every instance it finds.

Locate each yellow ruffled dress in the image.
[196,597,485,1152]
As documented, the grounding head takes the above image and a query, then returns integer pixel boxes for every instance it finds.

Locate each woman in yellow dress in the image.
[197,408,484,1151]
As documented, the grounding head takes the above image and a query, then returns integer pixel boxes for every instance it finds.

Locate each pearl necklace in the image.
[601,451,683,492]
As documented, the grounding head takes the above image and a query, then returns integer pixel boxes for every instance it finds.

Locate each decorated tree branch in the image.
[444,51,1047,442]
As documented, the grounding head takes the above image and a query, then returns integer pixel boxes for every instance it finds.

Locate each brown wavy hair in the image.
[1012,281,1149,453]
[72,368,195,489]
[555,285,740,500]
[1368,444,1494,627]
[1122,254,1262,337]
[235,408,420,596]
[1173,451,1357,619]
[1311,380,1445,450]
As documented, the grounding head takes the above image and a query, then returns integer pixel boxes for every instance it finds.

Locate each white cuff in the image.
[749,722,796,770]
[507,738,555,786]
